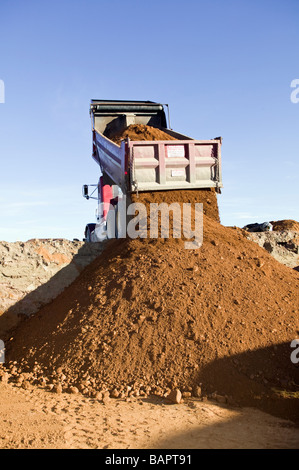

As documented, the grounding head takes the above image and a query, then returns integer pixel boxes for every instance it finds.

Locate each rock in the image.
[167,389,182,404]
[111,389,120,398]
[0,372,9,383]
[247,230,299,269]
[182,391,192,398]
[94,391,103,401]
[21,380,30,390]
[69,386,79,394]
[102,390,111,404]
[215,394,227,404]
[39,377,47,386]
[193,385,202,397]
[263,241,273,253]
[103,395,111,405]
[16,375,24,385]
[53,384,63,394]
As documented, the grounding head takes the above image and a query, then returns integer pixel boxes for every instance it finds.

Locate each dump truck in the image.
[83,100,223,242]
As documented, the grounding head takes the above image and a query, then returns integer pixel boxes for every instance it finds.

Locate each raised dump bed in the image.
[83,100,223,240]
[90,100,222,193]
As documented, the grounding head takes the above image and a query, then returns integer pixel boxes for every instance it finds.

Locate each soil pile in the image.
[270,220,299,232]
[108,124,177,145]
[3,200,299,421]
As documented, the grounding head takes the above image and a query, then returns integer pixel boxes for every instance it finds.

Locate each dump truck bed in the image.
[91,100,223,194]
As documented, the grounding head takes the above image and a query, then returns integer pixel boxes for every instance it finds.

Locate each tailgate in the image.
[128,139,222,192]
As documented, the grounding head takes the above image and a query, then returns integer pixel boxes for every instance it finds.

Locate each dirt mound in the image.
[271,220,299,232]
[107,124,177,145]
[3,202,299,421]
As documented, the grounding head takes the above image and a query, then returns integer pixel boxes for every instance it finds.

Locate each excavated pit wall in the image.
[0,239,106,336]
[246,230,299,270]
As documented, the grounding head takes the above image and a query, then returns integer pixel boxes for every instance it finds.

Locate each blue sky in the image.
[0,0,298,241]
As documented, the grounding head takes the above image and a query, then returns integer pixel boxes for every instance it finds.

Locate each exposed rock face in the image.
[246,230,299,269]
[0,239,106,335]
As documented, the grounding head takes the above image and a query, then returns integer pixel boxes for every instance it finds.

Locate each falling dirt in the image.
[130,188,220,224]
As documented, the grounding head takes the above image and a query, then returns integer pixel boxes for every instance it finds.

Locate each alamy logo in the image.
[0,80,4,104]
[95,197,203,249]
[0,340,5,363]
[290,339,299,364]
[290,79,299,104]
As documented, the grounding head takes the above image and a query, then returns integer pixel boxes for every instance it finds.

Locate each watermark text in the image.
[290,339,299,364]
[94,197,203,249]
[0,80,4,103]
[290,79,299,104]
[0,340,5,363]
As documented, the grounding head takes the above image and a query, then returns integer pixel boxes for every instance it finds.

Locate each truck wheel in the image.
[85,223,96,242]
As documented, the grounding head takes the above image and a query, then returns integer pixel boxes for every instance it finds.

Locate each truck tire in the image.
[85,223,96,242]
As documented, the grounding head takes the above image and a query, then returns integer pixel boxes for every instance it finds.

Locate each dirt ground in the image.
[0,381,298,449]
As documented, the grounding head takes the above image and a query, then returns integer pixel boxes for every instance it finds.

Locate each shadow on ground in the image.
[154,404,299,449]
[192,341,299,423]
